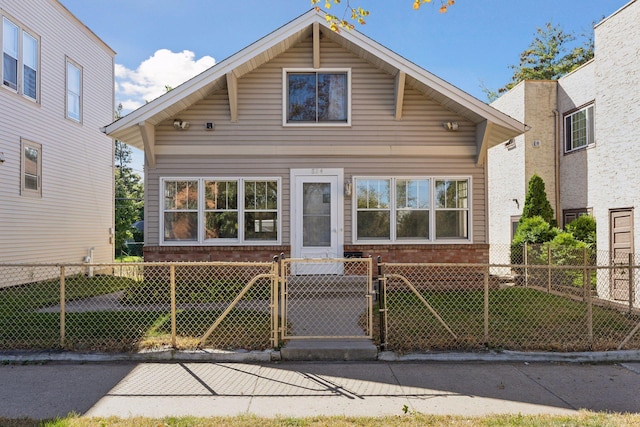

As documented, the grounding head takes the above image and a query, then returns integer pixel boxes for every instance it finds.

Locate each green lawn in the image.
[382,286,640,353]
[0,275,272,352]
[1,275,639,353]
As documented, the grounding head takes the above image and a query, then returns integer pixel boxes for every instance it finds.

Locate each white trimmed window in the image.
[284,69,350,125]
[21,139,42,197]
[2,16,39,101]
[66,59,82,122]
[162,178,281,245]
[564,104,594,152]
[354,177,470,243]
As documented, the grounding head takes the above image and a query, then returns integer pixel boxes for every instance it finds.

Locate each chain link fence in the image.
[0,262,277,352]
[280,258,373,339]
[1,247,638,354]
[380,244,640,353]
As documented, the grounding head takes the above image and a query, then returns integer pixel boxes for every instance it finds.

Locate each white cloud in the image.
[115,49,215,112]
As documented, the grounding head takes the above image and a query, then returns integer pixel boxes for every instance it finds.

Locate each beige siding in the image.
[0,0,114,264]
[147,156,485,246]
[146,34,485,247]
[154,36,476,148]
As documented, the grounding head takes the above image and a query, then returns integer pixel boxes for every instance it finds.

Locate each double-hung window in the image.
[285,69,350,125]
[2,16,38,101]
[354,177,470,243]
[163,180,199,242]
[435,179,469,239]
[163,178,280,245]
[564,104,594,152]
[66,59,82,122]
[21,139,42,197]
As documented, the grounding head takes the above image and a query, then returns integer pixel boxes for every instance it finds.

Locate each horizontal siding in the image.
[0,0,114,264]
[144,33,487,248]
[153,36,476,148]
[147,156,486,246]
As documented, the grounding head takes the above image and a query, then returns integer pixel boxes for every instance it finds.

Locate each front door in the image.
[610,209,634,301]
[291,169,343,265]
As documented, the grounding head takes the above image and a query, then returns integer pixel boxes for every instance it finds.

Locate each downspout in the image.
[553,109,561,226]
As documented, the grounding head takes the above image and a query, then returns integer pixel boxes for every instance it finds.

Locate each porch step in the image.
[280,338,378,361]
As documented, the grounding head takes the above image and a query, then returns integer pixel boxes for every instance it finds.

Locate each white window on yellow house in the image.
[2,16,39,101]
[21,139,42,197]
[284,69,350,125]
[354,177,471,243]
[162,178,281,245]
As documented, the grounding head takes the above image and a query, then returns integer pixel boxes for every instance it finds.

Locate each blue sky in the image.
[60,0,630,173]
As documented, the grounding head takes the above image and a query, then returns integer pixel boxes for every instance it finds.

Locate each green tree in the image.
[310,0,454,32]
[496,22,594,95]
[114,104,144,256]
[520,174,555,226]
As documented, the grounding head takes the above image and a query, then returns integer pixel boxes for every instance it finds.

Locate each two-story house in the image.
[488,0,639,304]
[0,0,115,273]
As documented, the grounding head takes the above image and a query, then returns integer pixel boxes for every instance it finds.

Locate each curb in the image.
[2,349,640,364]
[378,349,640,363]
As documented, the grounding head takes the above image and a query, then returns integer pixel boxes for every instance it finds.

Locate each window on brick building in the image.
[564,104,594,152]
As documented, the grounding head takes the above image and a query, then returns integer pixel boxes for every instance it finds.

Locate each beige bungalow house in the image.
[104,10,525,264]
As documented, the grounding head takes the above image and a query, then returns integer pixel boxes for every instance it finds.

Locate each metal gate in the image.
[280,258,373,340]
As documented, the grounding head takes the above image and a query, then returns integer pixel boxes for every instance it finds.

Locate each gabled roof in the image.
[103,9,525,166]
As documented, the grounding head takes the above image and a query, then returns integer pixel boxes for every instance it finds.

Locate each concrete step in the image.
[280,338,378,361]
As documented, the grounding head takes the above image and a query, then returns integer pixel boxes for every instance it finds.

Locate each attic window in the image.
[284,69,350,125]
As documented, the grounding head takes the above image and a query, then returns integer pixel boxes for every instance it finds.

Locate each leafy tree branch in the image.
[310,0,455,32]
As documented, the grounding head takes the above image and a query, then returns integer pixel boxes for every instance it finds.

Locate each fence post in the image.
[524,243,528,288]
[60,265,66,348]
[272,256,279,349]
[280,254,287,343]
[484,264,489,344]
[629,253,635,315]
[585,248,593,346]
[547,245,552,293]
[170,265,176,348]
[377,256,386,351]
[583,248,588,303]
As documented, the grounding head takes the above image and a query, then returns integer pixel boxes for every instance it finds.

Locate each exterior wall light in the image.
[443,121,459,131]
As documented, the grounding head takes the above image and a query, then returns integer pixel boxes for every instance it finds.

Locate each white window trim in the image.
[282,68,352,127]
[564,103,594,153]
[1,15,40,102]
[160,177,282,246]
[65,58,82,123]
[352,176,473,245]
[20,138,42,198]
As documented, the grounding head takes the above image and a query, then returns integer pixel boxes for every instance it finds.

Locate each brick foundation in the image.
[143,244,489,264]
[143,245,289,262]
[345,244,490,264]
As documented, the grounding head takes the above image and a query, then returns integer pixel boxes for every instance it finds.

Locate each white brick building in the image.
[488,0,640,303]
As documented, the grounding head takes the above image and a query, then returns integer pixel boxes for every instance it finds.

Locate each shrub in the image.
[566,215,596,248]
[520,174,555,226]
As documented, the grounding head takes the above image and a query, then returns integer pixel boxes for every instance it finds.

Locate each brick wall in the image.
[144,245,289,262]
[144,244,490,264]
[345,244,490,264]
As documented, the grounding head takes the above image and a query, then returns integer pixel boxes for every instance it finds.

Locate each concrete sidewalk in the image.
[1,361,639,419]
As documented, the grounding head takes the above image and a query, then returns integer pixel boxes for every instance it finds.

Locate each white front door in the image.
[291,169,343,262]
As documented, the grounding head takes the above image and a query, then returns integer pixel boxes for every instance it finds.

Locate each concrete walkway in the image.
[1,360,639,419]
